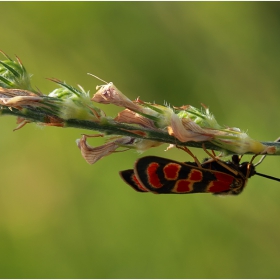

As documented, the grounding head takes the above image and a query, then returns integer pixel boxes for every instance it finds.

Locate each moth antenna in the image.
[255,172,280,182]
[87,73,108,84]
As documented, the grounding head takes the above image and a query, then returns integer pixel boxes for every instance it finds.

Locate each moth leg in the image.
[244,154,260,179]
[202,144,239,176]
[202,149,223,164]
[176,145,202,168]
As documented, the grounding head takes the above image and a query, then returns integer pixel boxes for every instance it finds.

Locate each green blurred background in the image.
[1,2,280,278]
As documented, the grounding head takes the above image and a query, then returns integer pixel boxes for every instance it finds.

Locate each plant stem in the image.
[2,106,280,155]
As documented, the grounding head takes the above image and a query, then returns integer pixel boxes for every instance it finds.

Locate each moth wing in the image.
[134,156,235,194]
[119,169,149,192]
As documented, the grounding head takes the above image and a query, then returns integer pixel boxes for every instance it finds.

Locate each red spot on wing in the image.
[175,180,192,193]
[132,174,149,192]
[147,162,163,188]
[173,169,203,193]
[207,172,234,193]
[163,163,181,180]
[189,169,203,181]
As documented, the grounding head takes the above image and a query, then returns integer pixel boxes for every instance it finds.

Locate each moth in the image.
[120,148,280,195]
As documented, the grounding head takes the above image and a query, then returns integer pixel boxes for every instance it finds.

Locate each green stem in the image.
[1,106,280,155]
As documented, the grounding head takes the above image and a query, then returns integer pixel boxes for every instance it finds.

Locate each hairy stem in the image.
[2,106,280,155]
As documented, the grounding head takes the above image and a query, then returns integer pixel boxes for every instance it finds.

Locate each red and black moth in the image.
[120,149,280,195]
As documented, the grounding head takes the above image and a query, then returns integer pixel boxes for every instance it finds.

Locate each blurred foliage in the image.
[1,2,280,278]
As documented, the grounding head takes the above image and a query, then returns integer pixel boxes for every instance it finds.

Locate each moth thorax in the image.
[239,162,256,178]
